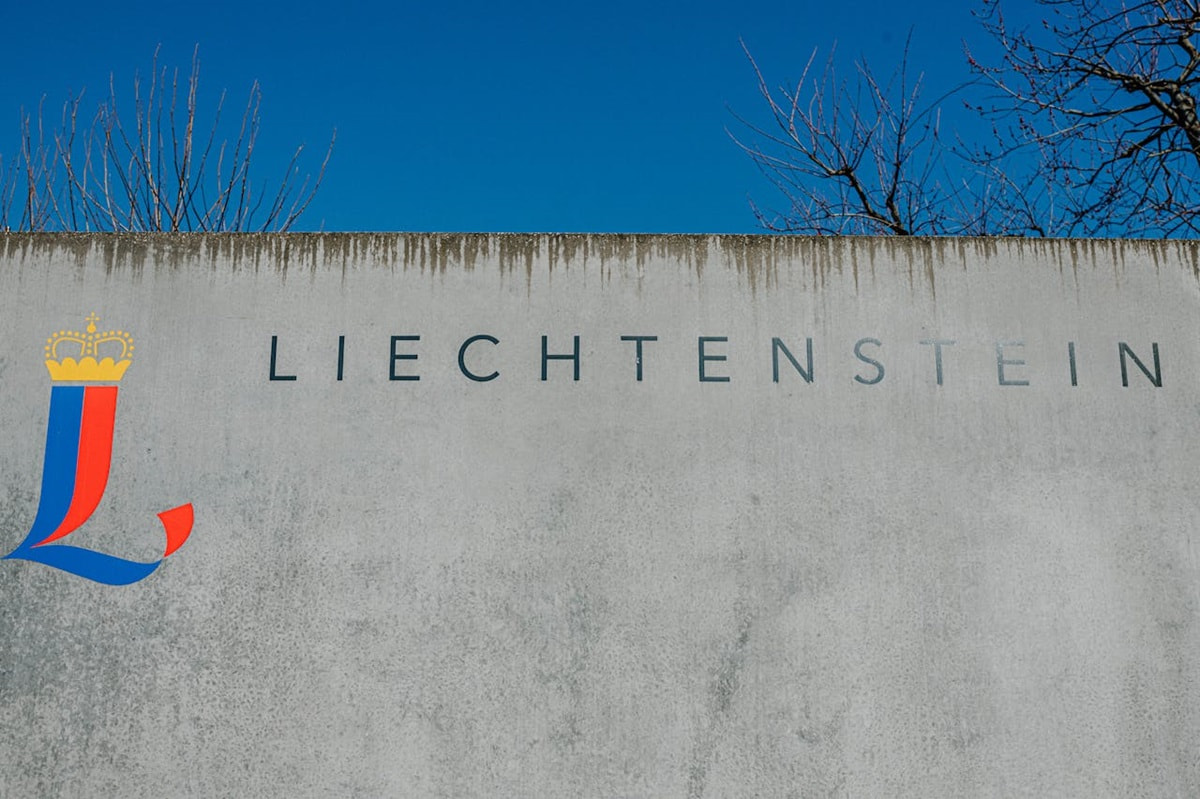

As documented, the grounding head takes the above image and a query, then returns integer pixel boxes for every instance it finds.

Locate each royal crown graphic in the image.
[44,312,135,382]
[4,313,192,585]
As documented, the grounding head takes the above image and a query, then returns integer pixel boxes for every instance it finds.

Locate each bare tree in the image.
[736,0,1200,238]
[0,48,334,233]
[731,39,993,236]
[973,0,1200,237]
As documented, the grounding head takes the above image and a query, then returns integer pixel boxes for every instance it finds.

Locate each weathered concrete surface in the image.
[0,233,1198,797]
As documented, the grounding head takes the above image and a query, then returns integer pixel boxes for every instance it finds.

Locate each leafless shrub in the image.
[0,47,334,233]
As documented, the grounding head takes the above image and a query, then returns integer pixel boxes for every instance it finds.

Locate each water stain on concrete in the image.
[5,234,1200,301]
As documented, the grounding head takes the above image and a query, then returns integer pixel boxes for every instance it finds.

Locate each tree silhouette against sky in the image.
[0,48,334,233]
[734,0,1200,238]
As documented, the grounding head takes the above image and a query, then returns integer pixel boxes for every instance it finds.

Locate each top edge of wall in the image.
[3,233,1198,286]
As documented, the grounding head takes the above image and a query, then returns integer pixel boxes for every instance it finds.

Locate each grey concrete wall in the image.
[0,233,1198,797]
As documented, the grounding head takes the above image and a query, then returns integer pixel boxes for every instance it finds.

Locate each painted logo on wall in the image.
[3,314,193,585]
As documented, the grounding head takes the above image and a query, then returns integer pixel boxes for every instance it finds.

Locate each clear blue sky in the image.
[0,0,1026,233]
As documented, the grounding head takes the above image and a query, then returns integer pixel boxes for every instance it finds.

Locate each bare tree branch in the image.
[731,35,996,235]
[970,0,1200,236]
[0,47,334,232]
[735,1,1200,238]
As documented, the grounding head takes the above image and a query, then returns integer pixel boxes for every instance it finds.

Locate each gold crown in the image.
[44,313,134,382]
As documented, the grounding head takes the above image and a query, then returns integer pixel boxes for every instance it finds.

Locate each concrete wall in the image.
[0,233,1197,797]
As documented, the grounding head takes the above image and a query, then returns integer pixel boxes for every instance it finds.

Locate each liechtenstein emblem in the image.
[3,314,193,585]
